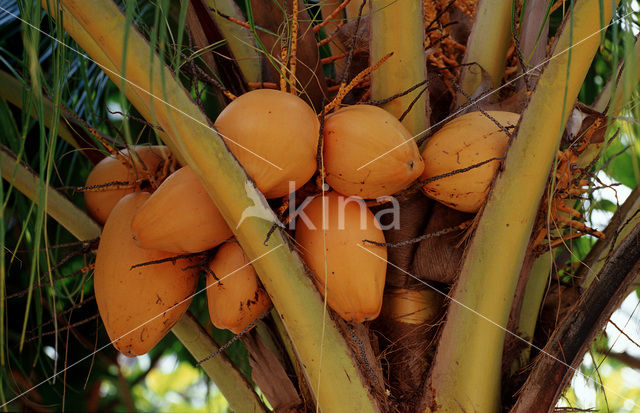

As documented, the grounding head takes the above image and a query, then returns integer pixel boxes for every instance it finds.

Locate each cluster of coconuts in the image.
[85,88,519,357]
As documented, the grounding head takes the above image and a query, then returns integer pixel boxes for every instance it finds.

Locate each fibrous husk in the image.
[333,15,371,90]
[411,202,473,284]
[534,281,581,346]
[375,191,432,287]
[241,330,303,412]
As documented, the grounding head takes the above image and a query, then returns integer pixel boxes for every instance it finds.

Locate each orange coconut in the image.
[214,89,319,198]
[84,145,171,224]
[94,192,198,357]
[294,192,387,322]
[421,111,520,213]
[323,105,424,198]
[206,242,271,334]
[131,166,232,253]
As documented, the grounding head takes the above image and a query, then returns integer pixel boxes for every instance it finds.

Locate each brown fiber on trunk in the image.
[249,0,328,112]
[373,288,444,413]
[335,318,390,411]
[333,16,371,91]
[371,193,443,412]
[242,330,303,412]
[376,192,432,288]
[411,202,473,284]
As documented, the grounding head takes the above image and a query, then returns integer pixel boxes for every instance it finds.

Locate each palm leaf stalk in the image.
[0,70,81,151]
[425,1,617,411]
[369,0,429,136]
[595,33,640,115]
[510,250,552,373]
[512,32,640,375]
[0,144,99,241]
[171,312,269,412]
[40,1,187,165]
[579,184,640,289]
[456,0,514,105]
[0,69,119,164]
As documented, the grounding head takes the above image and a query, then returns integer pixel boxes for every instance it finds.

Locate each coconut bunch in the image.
[85,145,267,356]
[84,85,519,357]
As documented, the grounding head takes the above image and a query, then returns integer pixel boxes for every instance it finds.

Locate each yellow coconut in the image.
[323,105,424,198]
[294,192,387,322]
[421,111,520,213]
[84,145,171,224]
[131,165,232,253]
[214,89,319,198]
[206,242,272,334]
[94,192,198,357]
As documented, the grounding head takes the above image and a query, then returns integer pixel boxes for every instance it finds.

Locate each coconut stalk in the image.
[456,0,513,106]
[369,0,429,137]
[0,143,270,412]
[45,1,380,411]
[424,1,616,411]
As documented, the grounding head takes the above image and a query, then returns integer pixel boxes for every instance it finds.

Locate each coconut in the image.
[294,192,387,322]
[131,165,232,253]
[323,105,424,198]
[206,241,271,334]
[421,111,520,213]
[94,192,198,356]
[84,145,171,224]
[214,89,319,198]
